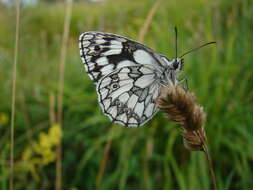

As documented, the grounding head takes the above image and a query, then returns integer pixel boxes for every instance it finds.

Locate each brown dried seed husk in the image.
[155,86,206,131]
[182,127,207,151]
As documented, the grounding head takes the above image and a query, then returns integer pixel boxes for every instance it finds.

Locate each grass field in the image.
[1,0,253,189]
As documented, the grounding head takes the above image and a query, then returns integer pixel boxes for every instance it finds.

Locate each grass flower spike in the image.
[155,86,217,190]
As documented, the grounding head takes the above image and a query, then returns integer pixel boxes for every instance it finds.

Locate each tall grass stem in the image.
[195,130,217,190]
[96,127,114,188]
[202,143,217,190]
[9,0,20,189]
[138,1,160,43]
[49,92,56,126]
[56,0,73,190]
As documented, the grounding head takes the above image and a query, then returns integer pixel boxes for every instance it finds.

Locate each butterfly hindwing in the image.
[97,65,161,127]
[79,31,164,83]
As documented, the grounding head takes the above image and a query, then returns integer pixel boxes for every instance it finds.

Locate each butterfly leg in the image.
[178,77,188,91]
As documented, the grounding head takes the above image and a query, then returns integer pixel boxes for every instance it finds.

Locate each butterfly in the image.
[78,31,215,127]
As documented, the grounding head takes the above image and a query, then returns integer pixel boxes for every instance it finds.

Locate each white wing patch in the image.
[133,49,156,65]
[97,65,161,127]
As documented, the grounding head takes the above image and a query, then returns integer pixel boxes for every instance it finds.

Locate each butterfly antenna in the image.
[175,26,178,58]
[179,41,216,58]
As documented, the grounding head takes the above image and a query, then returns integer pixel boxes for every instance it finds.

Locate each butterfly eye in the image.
[173,61,179,69]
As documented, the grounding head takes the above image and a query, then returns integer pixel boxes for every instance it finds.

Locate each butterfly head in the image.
[171,58,183,72]
[160,56,183,73]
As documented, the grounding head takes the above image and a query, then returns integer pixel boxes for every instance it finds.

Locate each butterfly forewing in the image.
[97,65,161,127]
[79,31,164,83]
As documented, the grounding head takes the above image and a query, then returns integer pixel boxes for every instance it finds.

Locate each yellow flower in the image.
[40,132,51,149]
[49,123,63,145]
[20,123,63,180]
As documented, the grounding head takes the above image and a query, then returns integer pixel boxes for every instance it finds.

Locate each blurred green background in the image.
[1,0,253,189]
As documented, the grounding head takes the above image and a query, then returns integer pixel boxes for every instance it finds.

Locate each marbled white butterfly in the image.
[79,31,215,127]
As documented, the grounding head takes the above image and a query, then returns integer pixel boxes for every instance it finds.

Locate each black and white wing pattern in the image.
[79,31,166,127]
[79,31,164,83]
[97,65,161,127]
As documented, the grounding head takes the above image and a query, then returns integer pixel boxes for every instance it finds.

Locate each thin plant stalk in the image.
[201,140,217,190]
[49,92,56,126]
[138,1,160,43]
[56,0,73,190]
[10,0,20,189]
[57,1,73,123]
[95,127,114,189]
